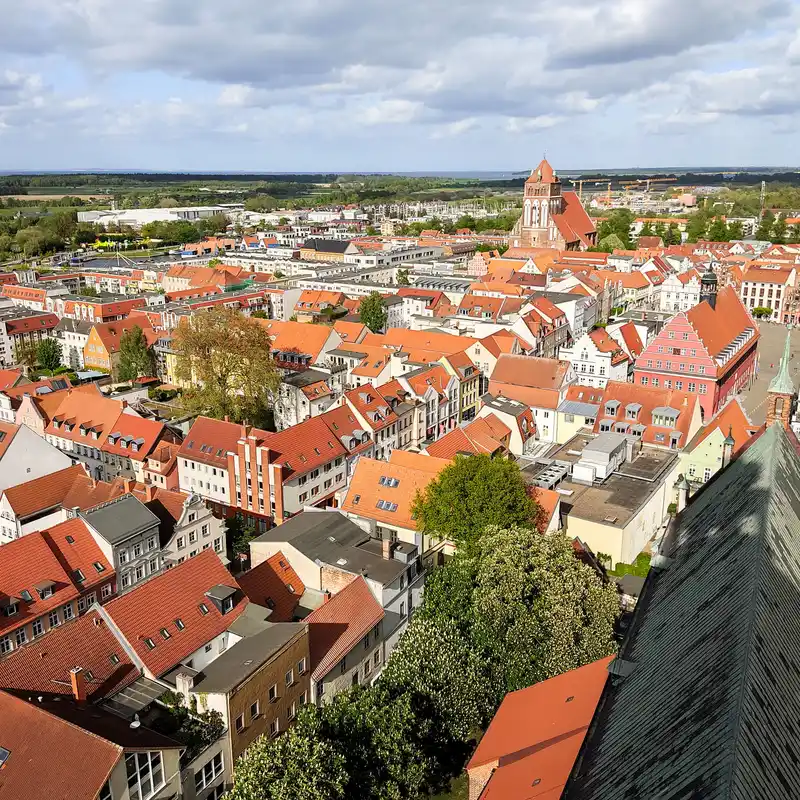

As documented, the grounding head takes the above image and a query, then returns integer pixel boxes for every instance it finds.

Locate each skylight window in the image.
[74,569,85,583]
[199,603,209,615]
[175,618,185,630]
[93,562,105,573]
[144,638,156,650]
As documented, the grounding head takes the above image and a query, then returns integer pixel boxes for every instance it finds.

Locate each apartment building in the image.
[739,267,796,323]
[659,270,702,313]
[559,327,630,389]
[0,307,60,366]
[48,293,148,322]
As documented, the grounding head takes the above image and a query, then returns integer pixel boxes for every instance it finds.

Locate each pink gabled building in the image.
[633,273,759,420]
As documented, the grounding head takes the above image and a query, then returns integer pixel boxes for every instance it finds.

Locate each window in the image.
[195,753,224,793]
[269,683,278,702]
[119,550,128,565]
[300,690,308,706]
[235,714,245,733]
[145,637,156,650]
[63,603,74,621]
[0,635,12,654]
[160,627,171,640]
[400,601,405,616]
[147,536,157,551]
[201,524,210,537]
[199,603,209,615]
[699,384,707,394]
[374,650,380,668]
[250,700,260,719]
[285,668,294,687]
[205,643,213,653]
[133,543,142,558]
[121,574,130,589]
[298,657,307,675]
[126,751,164,800]
[16,628,27,646]
[189,532,197,544]
[99,781,113,800]
[704,467,713,482]
[288,701,297,721]
[74,569,86,584]
[31,618,43,637]
[3,602,18,618]
[49,610,60,628]
[688,382,696,393]
[176,536,185,549]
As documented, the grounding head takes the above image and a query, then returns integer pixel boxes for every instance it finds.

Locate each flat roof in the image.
[192,622,307,694]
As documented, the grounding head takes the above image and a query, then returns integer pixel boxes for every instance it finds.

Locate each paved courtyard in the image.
[740,322,800,425]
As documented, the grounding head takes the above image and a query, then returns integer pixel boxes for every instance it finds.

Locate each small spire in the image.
[768,331,795,396]
[723,425,736,448]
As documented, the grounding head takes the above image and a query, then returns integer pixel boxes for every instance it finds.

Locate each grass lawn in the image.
[432,774,468,800]
[608,553,651,578]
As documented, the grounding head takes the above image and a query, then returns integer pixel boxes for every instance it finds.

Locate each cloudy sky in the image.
[2,0,800,172]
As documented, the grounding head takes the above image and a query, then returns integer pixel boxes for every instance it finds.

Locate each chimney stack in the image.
[674,474,690,513]
[145,485,157,502]
[70,666,88,702]
[382,532,393,560]
[175,672,195,704]
[123,479,135,493]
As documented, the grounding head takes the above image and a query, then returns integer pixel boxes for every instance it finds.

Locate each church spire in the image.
[769,331,795,397]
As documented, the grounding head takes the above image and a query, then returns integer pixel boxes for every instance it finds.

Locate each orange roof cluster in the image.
[258,318,335,362]
[344,386,399,431]
[4,312,59,334]
[237,552,304,623]
[305,576,384,681]
[588,328,629,366]
[294,289,347,312]
[457,293,525,320]
[616,322,645,358]
[489,354,571,409]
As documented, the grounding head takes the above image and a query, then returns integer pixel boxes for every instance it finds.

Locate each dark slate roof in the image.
[302,238,350,254]
[565,424,800,800]
[82,495,160,544]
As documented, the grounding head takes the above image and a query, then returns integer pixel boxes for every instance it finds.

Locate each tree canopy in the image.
[37,338,62,372]
[359,291,388,333]
[117,326,156,382]
[411,454,539,553]
[172,306,280,426]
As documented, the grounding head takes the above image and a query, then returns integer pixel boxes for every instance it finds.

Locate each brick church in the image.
[510,159,597,251]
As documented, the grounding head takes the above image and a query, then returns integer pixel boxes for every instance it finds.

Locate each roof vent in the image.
[336,558,348,566]
[607,658,636,678]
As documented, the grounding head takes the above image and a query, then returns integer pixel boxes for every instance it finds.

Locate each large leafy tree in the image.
[14,341,39,371]
[359,291,388,333]
[756,210,775,242]
[469,526,619,695]
[173,306,281,426]
[37,338,62,372]
[117,326,156,381]
[411,454,538,553]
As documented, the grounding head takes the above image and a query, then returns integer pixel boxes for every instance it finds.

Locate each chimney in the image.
[674,474,690,513]
[322,590,331,604]
[382,532,393,560]
[224,415,230,423]
[145,485,157,502]
[121,400,128,409]
[123,478,135,493]
[70,666,88,702]
[175,672,195,704]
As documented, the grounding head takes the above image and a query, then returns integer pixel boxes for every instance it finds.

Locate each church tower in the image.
[700,265,718,310]
[519,159,564,248]
[766,331,795,429]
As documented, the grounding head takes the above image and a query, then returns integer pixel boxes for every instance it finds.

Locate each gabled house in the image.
[559,327,630,389]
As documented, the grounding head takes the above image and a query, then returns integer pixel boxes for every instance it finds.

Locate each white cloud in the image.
[505,115,565,133]
[361,99,423,125]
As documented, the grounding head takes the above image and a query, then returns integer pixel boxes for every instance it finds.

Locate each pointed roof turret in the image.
[527,159,557,184]
[723,425,736,448]
[769,331,795,397]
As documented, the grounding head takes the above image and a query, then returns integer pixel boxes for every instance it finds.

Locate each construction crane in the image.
[620,177,678,192]
[569,179,613,203]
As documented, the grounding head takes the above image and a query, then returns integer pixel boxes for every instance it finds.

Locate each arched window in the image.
[532,201,540,225]
[775,397,785,417]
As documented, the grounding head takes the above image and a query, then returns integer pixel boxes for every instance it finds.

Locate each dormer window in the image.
[604,401,620,417]
[2,601,18,617]
[199,603,209,615]
[223,596,234,613]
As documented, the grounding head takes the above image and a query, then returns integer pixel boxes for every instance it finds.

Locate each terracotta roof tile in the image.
[0,369,24,391]
[0,610,136,700]
[686,398,759,456]
[179,416,268,469]
[237,552,304,623]
[685,287,757,357]
[0,532,80,637]
[467,656,613,799]
[103,550,246,678]
[41,518,114,593]
[490,354,570,390]
[0,421,19,459]
[305,576,384,680]
[588,328,629,366]
[1,464,89,518]
[0,690,122,800]
[617,322,644,358]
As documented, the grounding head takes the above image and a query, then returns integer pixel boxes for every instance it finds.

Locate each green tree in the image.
[686,212,709,242]
[173,306,281,425]
[727,220,744,240]
[772,213,788,243]
[396,269,410,286]
[666,222,682,245]
[244,195,279,213]
[594,233,626,253]
[117,326,156,381]
[706,216,730,242]
[14,341,39,371]
[756,210,775,242]
[359,291,388,333]
[469,526,619,695]
[250,310,268,319]
[595,209,633,248]
[365,225,378,236]
[411,454,537,554]
[227,712,349,800]
[37,338,62,372]
[79,285,99,297]
[788,224,800,245]
[639,221,655,238]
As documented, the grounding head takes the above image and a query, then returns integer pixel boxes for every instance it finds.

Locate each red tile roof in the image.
[45,390,125,448]
[0,532,80,637]
[467,655,613,800]
[588,327,629,366]
[0,690,122,800]
[261,415,349,480]
[101,414,169,460]
[0,421,19,459]
[1,464,88,517]
[179,416,268,469]
[490,354,570,390]
[685,287,757,357]
[305,576,384,680]
[344,386,399,431]
[4,312,59,334]
[0,610,137,699]
[0,369,24,391]
[426,414,511,459]
[92,319,157,356]
[617,321,644,358]
[551,190,597,248]
[41,518,114,593]
[237,552,304,623]
[686,398,759,456]
[103,550,246,678]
